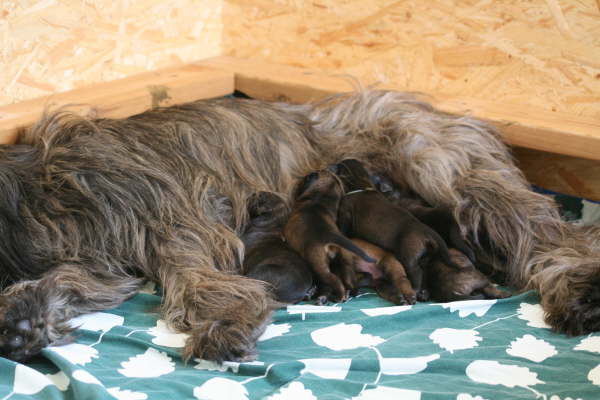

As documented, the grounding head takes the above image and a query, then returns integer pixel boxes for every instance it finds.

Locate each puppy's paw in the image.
[416,289,430,302]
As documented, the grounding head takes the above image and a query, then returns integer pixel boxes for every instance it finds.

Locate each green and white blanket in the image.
[1,284,599,400]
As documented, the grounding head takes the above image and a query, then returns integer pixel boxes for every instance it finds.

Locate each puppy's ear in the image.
[370,173,393,193]
[294,172,320,198]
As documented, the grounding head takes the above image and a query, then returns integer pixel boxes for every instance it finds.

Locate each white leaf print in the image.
[439,299,497,317]
[69,312,124,332]
[107,387,148,400]
[429,328,482,353]
[457,394,489,400]
[352,385,421,400]
[118,348,175,377]
[466,360,544,391]
[379,354,440,375]
[48,343,99,365]
[46,371,69,391]
[194,359,240,373]
[300,358,352,380]
[549,396,583,400]
[574,336,600,354]
[588,364,600,386]
[506,335,557,362]
[267,382,316,400]
[148,320,189,347]
[259,323,291,342]
[193,377,248,400]
[12,365,54,396]
[361,305,412,316]
[517,303,551,329]
[311,323,385,350]
[287,304,342,320]
[72,370,102,385]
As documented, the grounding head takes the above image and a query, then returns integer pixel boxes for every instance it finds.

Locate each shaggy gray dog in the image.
[0,91,598,362]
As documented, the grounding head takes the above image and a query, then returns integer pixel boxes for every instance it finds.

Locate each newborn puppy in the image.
[336,238,417,305]
[242,192,315,304]
[370,173,476,263]
[283,168,375,302]
[336,159,459,301]
[424,248,510,302]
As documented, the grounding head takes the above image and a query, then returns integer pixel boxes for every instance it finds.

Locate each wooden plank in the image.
[198,56,600,162]
[0,64,234,144]
[513,147,600,202]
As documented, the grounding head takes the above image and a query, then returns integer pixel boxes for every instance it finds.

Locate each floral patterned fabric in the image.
[1,284,599,400]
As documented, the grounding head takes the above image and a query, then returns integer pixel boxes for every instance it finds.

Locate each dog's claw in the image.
[16,319,32,332]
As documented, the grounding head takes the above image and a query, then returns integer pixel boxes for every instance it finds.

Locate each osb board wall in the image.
[223,0,600,119]
[0,0,223,107]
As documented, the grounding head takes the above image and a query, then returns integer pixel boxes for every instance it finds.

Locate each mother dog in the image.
[0,91,598,362]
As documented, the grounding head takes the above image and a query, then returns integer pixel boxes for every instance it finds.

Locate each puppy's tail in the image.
[328,234,376,263]
[430,233,463,270]
[448,225,477,265]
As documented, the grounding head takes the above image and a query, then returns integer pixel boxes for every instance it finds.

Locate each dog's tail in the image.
[328,234,376,263]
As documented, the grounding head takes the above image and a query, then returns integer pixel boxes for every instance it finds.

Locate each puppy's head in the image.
[335,159,373,192]
[293,169,344,201]
[246,192,287,229]
[447,248,474,269]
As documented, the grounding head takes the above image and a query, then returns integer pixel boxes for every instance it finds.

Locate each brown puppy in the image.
[336,238,417,305]
[425,248,510,302]
[336,159,459,301]
[242,192,316,304]
[370,173,477,264]
[283,168,375,302]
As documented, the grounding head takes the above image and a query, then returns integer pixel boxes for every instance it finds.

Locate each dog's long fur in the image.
[0,91,598,362]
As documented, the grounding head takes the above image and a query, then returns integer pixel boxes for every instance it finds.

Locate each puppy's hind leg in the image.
[0,263,144,362]
[306,249,348,302]
[159,266,274,363]
[378,254,417,305]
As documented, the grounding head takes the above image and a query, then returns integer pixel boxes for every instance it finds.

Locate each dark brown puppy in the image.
[336,159,459,301]
[425,248,510,302]
[370,173,476,263]
[337,238,417,305]
[242,192,316,304]
[283,168,375,302]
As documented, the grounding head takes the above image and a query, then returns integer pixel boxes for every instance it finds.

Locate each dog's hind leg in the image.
[0,263,144,362]
[159,266,274,363]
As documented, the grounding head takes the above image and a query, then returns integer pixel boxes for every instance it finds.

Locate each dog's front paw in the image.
[544,285,600,336]
[0,294,73,362]
[0,304,51,362]
[184,318,268,363]
[540,265,600,336]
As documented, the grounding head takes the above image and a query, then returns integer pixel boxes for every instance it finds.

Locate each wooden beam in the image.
[0,65,234,144]
[199,56,600,162]
[513,147,600,202]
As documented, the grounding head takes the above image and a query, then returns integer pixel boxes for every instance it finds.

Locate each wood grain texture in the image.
[513,147,600,202]
[199,56,600,161]
[0,64,234,144]
[223,0,600,121]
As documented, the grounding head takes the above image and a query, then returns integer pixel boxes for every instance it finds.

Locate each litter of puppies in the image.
[244,158,510,305]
